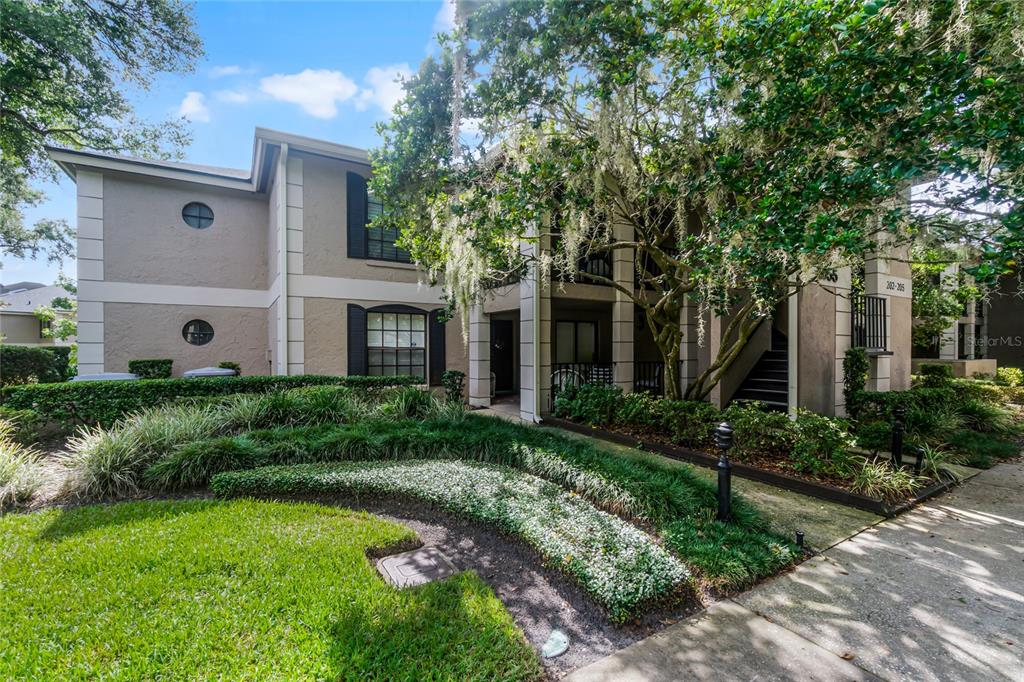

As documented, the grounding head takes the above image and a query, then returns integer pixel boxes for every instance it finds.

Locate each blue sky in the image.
[7,0,454,287]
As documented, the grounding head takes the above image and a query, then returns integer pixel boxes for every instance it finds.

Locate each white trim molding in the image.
[288,274,445,305]
[285,154,305,375]
[76,171,105,375]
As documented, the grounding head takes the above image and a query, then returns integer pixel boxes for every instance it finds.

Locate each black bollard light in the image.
[911,444,926,475]
[714,421,734,522]
[890,404,906,470]
[795,531,805,549]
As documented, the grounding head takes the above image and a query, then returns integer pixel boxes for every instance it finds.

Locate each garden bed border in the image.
[542,416,957,517]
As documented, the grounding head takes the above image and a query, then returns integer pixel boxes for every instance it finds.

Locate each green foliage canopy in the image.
[373,0,1024,399]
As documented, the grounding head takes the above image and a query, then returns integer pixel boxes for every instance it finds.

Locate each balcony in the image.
[851,294,889,354]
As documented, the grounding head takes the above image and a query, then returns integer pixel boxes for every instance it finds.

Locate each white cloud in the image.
[208,65,256,79]
[356,64,412,116]
[177,91,210,122]
[433,0,456,34]
[214,89,250,104]
[259,69,358,119]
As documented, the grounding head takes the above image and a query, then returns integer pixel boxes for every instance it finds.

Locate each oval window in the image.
[182,202,214,229]
[182,319,214,346]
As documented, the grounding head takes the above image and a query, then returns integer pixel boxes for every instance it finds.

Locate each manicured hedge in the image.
[0,374,421,429]
[128,359,173,379]
[0,346,64,385]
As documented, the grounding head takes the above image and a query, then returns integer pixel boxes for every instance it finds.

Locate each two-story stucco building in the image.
[53,128,925,422]
[50,129,464,387]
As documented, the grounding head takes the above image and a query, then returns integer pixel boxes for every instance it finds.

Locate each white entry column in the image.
[468,304,491,407]
[520,228,551,421]
[611,223,635,394]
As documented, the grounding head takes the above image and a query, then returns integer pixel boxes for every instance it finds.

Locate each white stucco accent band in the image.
[78,280,272,308]
[288,274,444,305]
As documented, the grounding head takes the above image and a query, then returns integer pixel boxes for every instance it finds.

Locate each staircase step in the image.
[733,388,788,403]
[752,369,788,381]
[757,359,788,372]
[731,397,788,412]
[762,350,788,360]
[744,378,787,391]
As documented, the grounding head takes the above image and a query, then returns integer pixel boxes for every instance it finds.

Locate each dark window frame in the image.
[365,194,411,263]
[182,319,214,346]
[182,202,214,229]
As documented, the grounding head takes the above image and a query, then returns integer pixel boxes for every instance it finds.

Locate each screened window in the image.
[182,202,214,229]
[367,311,425,377]
[182,319,214,346]
[366,195,410,262]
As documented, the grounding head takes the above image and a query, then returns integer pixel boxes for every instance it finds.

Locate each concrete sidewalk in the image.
[566,462,1024,682]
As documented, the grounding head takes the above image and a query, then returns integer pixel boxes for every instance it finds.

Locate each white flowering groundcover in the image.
[211,459,690,621]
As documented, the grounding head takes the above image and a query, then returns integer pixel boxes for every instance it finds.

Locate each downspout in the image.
[278,143,289,374]
[788,285,799,419]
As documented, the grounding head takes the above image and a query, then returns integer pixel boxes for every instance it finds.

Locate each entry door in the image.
[491,319,515,393]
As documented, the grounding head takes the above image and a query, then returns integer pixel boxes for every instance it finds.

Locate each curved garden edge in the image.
[543,416,962,517]
[209,459,694,623]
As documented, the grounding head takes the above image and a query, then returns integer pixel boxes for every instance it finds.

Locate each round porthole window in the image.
[182,202,214,229]
[182,319,214,346]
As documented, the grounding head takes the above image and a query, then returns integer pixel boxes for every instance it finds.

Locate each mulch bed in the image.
[543,416,958,517]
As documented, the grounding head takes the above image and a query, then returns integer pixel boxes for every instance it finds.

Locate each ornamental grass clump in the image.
[0,420,45,510]
[210,459,691,621]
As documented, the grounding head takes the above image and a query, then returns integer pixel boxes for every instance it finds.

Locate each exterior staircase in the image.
[731,328,788,411]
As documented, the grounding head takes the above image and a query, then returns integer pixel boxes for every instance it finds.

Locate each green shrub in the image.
[854,420,893,452]
[440,370,465,402]
[0,419,45,509]
[919,363,954,388]
[128,359,173,379]
[996,366,1023,387]
[658,400,721,449]
[850,460,923,501]
[957,398,1015,434]
[947,429,1020,468]
[0,407,43,444]
[41,346,73,381]
[952,379,1005,405]
[843,347,869,418]
[217,361,241,375]
[211,459,690,622]
[790,411,856,478]
[0,345,63,385]
[553,383,622,425]
[615,392,661,427]
[1,374,421,429]
[722,402,796,461]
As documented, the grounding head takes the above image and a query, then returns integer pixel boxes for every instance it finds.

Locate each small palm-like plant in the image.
[0,420,45,510]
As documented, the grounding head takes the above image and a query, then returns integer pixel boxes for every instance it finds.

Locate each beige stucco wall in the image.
[104,302,270,376]
[299,152,426,285]
[302,297,467,379]
[889,294,913,391]
[102,172,269,290]
[0,313,53,345]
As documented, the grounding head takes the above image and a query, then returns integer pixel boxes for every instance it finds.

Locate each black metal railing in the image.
[851,294,887,351]
[634,361,665,395]
[556,253,613,285]
[550,362,615,407]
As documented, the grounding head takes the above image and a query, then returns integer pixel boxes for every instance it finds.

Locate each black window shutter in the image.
[347,304,368,375]
[428,308,446,386]
[346,171,367,259]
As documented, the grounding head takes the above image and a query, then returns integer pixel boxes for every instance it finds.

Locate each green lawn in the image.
[0,499,541,681]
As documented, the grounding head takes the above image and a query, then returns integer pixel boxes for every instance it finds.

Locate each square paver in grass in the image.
[377,546,459,588]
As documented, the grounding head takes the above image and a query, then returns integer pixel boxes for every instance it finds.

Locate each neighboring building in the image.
[50,129,464,383]
[0,283,75,347]
[52,128,915,420]
[980,272,1023,369]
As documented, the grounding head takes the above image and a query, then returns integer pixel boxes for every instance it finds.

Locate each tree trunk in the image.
[684,304,766,402]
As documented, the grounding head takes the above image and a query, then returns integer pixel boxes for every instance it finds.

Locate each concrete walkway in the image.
[566,462,1024,682]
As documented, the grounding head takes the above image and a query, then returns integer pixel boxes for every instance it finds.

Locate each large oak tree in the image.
[1,0,203,263]
[374,0,1022,399]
